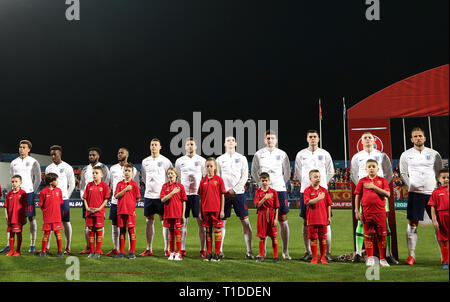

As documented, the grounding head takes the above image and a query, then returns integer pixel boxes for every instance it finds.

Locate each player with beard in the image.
[400,127,443,265]
[79,147,111,254]
[106,147,139,256]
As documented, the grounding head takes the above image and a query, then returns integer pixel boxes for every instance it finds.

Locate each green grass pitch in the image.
[0,208,448,282]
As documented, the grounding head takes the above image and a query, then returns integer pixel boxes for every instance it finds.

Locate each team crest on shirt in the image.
[158,162,163,167]
[213,181,218,186]
[426,155,431,161]
[377,181,382,185]
[195,161,200,166]
[318,155,323,161]
[235,158,240,164]
[26,162,30,167]
[276,155,281,161]
[374,156,380,161]
[56,192,59,197]
[60,168,65,174]
[99,187,103,192]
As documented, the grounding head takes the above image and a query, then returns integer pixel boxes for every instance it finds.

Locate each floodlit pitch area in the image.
[0,208,447,282]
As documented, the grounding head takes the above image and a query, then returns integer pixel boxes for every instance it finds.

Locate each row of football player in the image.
[1,128,448,266]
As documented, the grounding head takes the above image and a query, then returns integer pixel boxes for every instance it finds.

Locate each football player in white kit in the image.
[174,138,206,258]
[217,136,254,259]
[139,139,173,257]
[350,132,394,263]
[400,127,443,265]
[295,130,335,261]
[44,145,76,254]
[79,147,111,254]
[251,130,291,259]
[106,147,140,256]
[2,140,41,254]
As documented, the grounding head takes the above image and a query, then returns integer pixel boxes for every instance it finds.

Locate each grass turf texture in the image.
[0,208,448,282]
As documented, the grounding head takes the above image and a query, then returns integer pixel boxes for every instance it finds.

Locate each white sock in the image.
[407,224,417,258]
[240,218,253,254]
[84,226,89,248]
[220,220,227,253]
[5,232,10,247]
[326,225,332,255]
[112,225,119,251]
[162,220,169,251]
[146,218,154,250]
[30,218,37,246]
[303,224,311,254]
[280,220,289,255]
[63,222,72,250]
[197,218,205,251]
[46,232,52,250]
[181,218,188,250]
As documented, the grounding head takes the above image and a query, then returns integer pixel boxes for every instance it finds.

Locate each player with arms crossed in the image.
[217,136,253,259]
[400,127,443,265]
[251,130,291,259]
[79,147,111,254]
[350,132,394,263]
[2,140,41,254]
[295,130,335,261]
[44,145,75,254]
[174,137,206,257]
[140,138,173,257]
[107,147,139,256]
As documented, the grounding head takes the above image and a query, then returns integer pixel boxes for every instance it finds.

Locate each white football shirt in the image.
[10,156,41,194]
[175,154,206,196]
[45,161,76,200]
[350,149,393,185]
[79,162,111,199]
[294,147,335,192]
[251,147,290,192]
[217,152,248,194]
[399,147,442,195]
[141,154,172,199]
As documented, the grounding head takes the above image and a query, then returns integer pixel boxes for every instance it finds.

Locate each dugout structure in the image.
[347,64,449,260]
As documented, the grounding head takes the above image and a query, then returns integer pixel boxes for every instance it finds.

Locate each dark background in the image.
[0,0,448,165]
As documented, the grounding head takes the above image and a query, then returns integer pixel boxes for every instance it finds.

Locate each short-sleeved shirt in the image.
[115,179,141,215]
[39,187,64,223]
[303,185,333,225]
[198,175,226,212]
[5,189,28,225]
[83,181,111,217]
[253,187,280,211]
[160,182,188,219]
[354,175,389,214]
[428,186,449,212]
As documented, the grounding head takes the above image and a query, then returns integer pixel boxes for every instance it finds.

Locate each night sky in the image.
[0,0,448,165]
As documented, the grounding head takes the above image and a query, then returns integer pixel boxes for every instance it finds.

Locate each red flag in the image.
[319,98,323,120]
